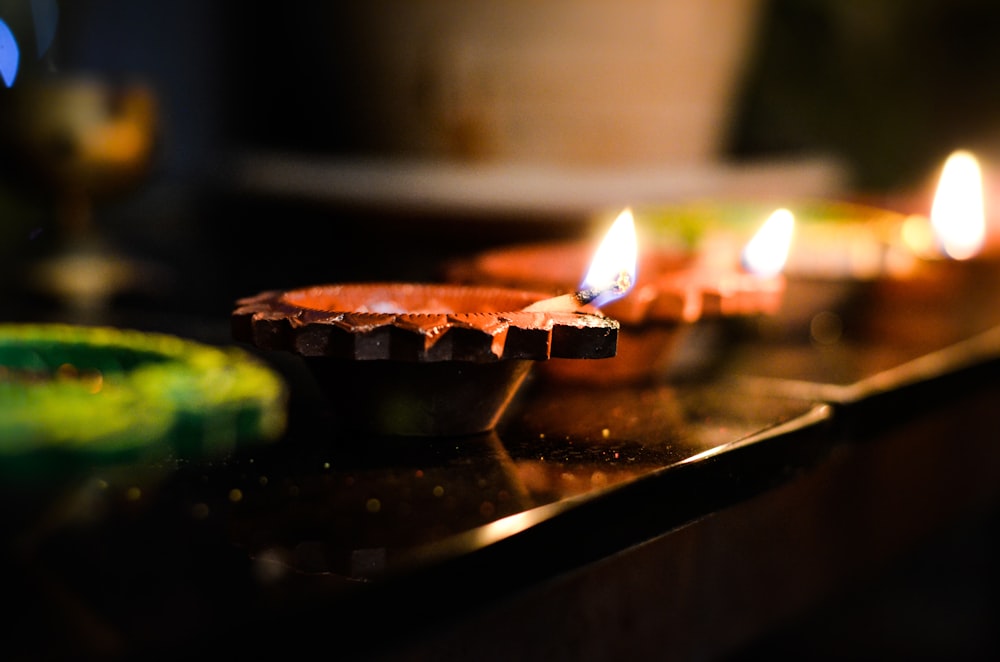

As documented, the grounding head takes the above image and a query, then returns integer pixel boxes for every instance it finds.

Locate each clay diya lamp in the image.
[570,199,913,350]
[231,283,619,437]
[447,240,698,383]
[232,210,638,434]
[858,150,1000,347]
[445,208,794,384]
[629,199,918,344]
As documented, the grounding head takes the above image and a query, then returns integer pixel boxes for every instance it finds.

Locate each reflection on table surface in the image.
[4,257,1000,659]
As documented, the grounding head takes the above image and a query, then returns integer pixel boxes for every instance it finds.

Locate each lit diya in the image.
[648,199,914,344]
[860,150,1000,346]
[231,214,635,436]
[446,207,794,384]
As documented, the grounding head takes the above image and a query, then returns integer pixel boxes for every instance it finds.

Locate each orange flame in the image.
[931,150,985,260]
[741,208,795,277]
[581,207,638,306]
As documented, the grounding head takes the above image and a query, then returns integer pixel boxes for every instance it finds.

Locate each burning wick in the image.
[524,207,638,312]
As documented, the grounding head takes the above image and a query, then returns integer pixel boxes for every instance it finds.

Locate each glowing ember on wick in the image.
[524,207,638,312]
[741,208,795,277]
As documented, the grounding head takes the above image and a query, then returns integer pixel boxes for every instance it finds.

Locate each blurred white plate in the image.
[227,152,846,219]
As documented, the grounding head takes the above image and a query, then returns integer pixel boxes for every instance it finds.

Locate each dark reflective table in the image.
[4,259,1000,660]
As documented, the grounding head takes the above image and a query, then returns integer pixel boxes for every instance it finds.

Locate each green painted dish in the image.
[627,199,913,280]
[0,324,287,473]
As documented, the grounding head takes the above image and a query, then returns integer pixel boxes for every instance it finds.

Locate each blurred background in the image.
[3,0,1000,323]
[2,1,1000,656]
[5,0,766,322]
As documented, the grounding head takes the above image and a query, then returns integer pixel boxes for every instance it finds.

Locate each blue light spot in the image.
[31,0,58,57]
[0,19,19,88]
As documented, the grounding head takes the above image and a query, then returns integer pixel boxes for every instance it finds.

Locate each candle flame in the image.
[581,207,638,307]
[741,208,795,277]
[931,150,985,260]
